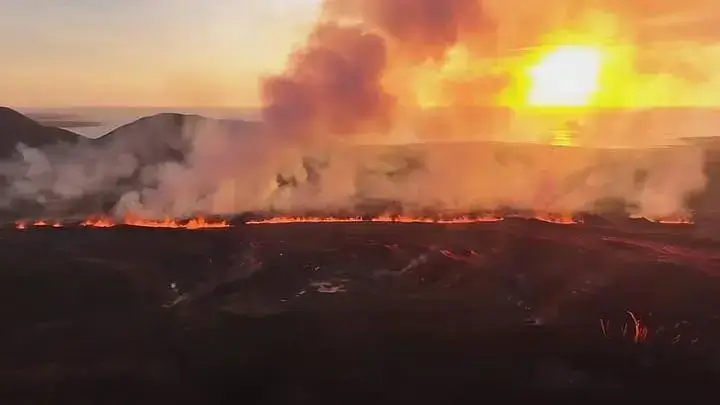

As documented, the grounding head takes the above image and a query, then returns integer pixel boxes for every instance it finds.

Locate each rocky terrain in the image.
[1,218,719,402]
[3,107,720,401]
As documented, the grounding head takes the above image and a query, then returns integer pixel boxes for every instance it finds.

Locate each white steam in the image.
[0,112,708,220]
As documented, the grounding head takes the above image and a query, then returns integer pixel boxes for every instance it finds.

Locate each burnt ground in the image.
[2,219,720,403]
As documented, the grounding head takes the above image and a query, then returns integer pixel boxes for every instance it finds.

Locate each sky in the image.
[0,0,323,108]
[3,0,720,109]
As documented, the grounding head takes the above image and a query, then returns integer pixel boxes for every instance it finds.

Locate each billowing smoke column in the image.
[326,0,493,60]
[0,0,713,220]
[260,0,497,144]
[251,0,708,218]
[261,23,395,142]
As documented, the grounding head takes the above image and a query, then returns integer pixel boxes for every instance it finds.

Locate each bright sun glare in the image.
[527,45,603,107]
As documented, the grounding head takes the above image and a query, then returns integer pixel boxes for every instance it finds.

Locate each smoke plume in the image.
[261,23,395,142]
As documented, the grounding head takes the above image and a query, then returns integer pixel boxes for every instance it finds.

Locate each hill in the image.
[0,109,264,219]
[94,112,263,165]
[1,107,719,224]
[0,107,83,158]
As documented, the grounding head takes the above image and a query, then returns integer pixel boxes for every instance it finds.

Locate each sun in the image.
[526,45,603,107]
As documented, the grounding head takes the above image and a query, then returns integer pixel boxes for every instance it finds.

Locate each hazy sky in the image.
[4,0,720,109]
[1,0,323,108]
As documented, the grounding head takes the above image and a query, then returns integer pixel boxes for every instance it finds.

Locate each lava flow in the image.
[101,216,229,229]
[244,213,693,226]
[14,213,694,230]
[122,216,230,229]
[649,217,695,225]
[245,216,366,224]
[245,215,506,225]
[248,214,516,225]
[532,212,583,225]
[15,220,62,229]
[15,216,231,230]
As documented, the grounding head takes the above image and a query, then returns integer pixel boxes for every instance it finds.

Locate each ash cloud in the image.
[326,0,495,60]
[261,22,395,142]
[0,0,715,220]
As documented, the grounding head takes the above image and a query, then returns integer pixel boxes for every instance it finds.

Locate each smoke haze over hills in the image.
[4,0,720,221]
[0,106,710,223]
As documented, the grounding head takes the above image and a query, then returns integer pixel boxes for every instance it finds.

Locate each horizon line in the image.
[10,105,263,110]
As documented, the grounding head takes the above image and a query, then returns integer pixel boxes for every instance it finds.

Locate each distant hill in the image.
[23,111,102,129]
[94,112,264,165]
[74,112,264,216]
[2,106,720,223]
[0,109,264,219]
[0,107,83,158]
[94,113,205,166]
[681,137,720,149]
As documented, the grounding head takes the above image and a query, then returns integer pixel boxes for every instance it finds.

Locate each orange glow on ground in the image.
[532,212,583,225]
[648,216,695,225]
[245,215,506,225]
[244,214,579,225]
[16,216,231,230]
[13,213,696,229]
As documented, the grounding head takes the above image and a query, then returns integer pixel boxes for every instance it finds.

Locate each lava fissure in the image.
[14,216,231,230]
[11,212,696,230]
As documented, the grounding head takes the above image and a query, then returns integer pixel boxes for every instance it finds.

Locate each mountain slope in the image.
[0,107,83,158]
[48,113,266,217]
[94,112,264,165]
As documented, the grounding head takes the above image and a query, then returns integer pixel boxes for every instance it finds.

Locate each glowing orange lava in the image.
[601,310,649,344]
[246,215,507,225]
[119,215,230,229]
[246,216,364,225]
[184,217,231,229]
[16,220,62,228]
[81,217,116,228]
[244,213,588,225]
[19,216,231,230]
[123,216,187,229]
[13,213,694,229]
[373,215,504,224]
[649,216,694,225]
[533,213,582,225]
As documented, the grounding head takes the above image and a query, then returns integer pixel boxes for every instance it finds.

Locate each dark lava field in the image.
[2,218,720,403]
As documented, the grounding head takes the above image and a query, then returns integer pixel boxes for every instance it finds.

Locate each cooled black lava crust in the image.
[2,219,720,403]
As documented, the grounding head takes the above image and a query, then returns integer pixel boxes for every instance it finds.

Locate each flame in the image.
[19,215,230,230]
[13,213,694,229]
[122,215,230,229]
[245,215,506,225]
[247,215,507,225]
[246,216,365,225]
[601,311,649,344]
[533,212,582,225]
[124,216,184,229]
[626,310,649,344]
[372,215,504,224]
[81,217,116,227]
[16,219,63,228]
[648,216,694,225]
[185,217,231,229]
